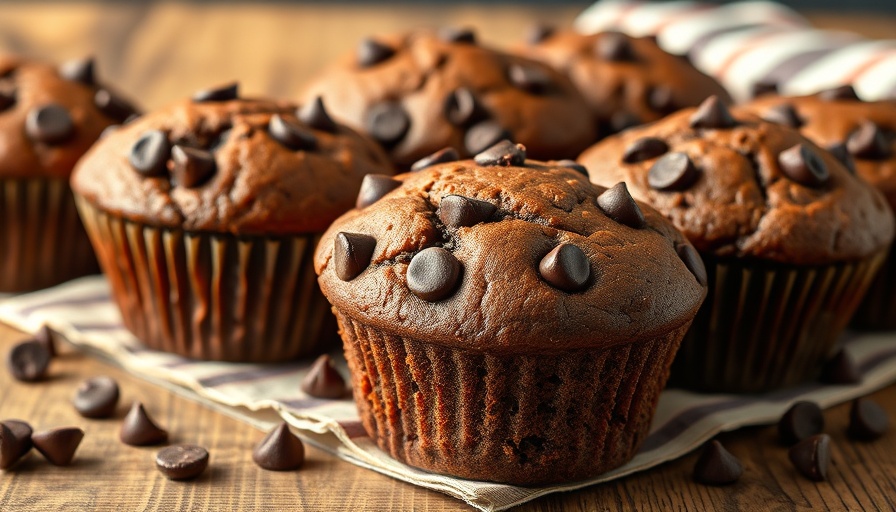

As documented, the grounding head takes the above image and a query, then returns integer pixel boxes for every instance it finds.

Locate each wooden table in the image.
[0,3,895,511]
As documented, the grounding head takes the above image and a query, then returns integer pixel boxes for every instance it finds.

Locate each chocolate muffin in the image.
[738,85,896,329]
[517,30,732,139]
[298,29,596,169]
[72,84,393,362]
[0,55,137,291]
[314,141,707,485]
[579,96,894,393]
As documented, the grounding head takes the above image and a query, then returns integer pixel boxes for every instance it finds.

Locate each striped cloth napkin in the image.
[1,276,895,511]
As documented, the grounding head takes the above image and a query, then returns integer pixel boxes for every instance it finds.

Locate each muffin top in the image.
[578,96,895,265]
[298,29,597,169]
[72,84,393,236]
[0,54,138,180]
[314,141,707,355]
[517,30,732,139]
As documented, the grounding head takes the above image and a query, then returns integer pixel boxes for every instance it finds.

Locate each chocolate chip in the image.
[443,87,486,127]
[778,401,824,445]
[788,433,831,482]
[750,81,779,98]
[129,130,170,177]
[0,420,32,469]
[610,111,642,133]
[192,82,238,102]
[555,159,589,176]
[333,232,376,281]
[438,195,496,228]
[357,38,395,68]
[253,422,305,471]
[171,145,216,188]
[692,440,743,486]
[120,401,168,446]
[689,96,736,129]
[0,89,14,111]
[465,121,512,155]
[474,139,526,167]
[508,63,552,94]
[356,174,401,209]
[622,137,669,163]
[596,32,636,62]
[847,121,890,159]
[407,247,462,301]
[648,152,699,191]
[73,376,120,419]
[597,182,645,228]
[676,243,707,287]
[539,244,590,292]
[438,27,476,44]
[778,144,829,188]
[6,339,50,382]
[762,103,803,128]
[526,24,555,45]
[819,349,861,385]
[298,96,338,132]
[94,89,137,122]
[269,114,317,151]
[819,84,859,101]
[58,57,95,85]
[848,398,889,441]
[34,324,56,358]
[365,102,410,147]
[31,427,83,466]
[156,445,209,480]
[25,104,74,144]
[827,142,856,174]
[300,354,347,399]
[410,147,461,172]
[648,86,676,114]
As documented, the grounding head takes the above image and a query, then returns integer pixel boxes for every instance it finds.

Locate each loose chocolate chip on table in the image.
[34,324,56,358]
[333,232,377,281]
[554,160,589,176]
[848,398,889,441]
[788,433,831,482]
[689,96,736,130]
[595,32,636,62]
[762,103,804,128]
[778,401,824,445]
[826,142,856,174]
[622,137,669,163]
[407,247,462,301]
[171,145,216,188]
[357,38,395,68]
[692,440,743,486]
[58,57,95,85]
[778,144,829,188]
[365,102,410,147]
[750,81,779,98]
[648,152,699,191]
[6,339,51,382]
[508,63,552,94]
[438,27,476,44]
[820,349,861,385]
[73,376,120,419]
[25,104,74,144]
[474,139,526,167]
[677,243,708,287]
[438,195,496,228]
[129,130,171,177]
[192,82,238,102]
[253,422,305,471]
[410,147,460,172]
[464,121,512,155]
[539,244,590,292]
[648,86,676,114]
[526,24,555,45]
[32,427,84,466]
[298,96,338,132]
[0,420,33,469]
[120,401,168,446]
[818,84,860,101]
[300,355,347,399]
[95,89,137,122]
[356,174,401,209]
[156,444,209,480]
[3,420,33,463]
[597,182,645,229]
[443,87,486,127]
[847,121,891,159]
[269,114,317,151]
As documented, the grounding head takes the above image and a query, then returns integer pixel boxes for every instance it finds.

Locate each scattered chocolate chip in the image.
[407,247,462,301]
[34,324,56,358]
[508,63,552,94]
[32,427,84,466]
[120,401,168,446]
[597,182,645,229]
[438,195,496,228]
[25,104,74,144]
[762,103,803,128]
[438,27,476,44]
[357,38,395,68]
[676,243,707,287]
[298,96,338,132]
[596,32,636,62]
[465,120,512,155]
[129,130,170,177]
[820,349,861,385]
[750,81,779,98]
[648,86,676,114]
[356,174,401,209]
[365,102,410,147]
[333,232,377,281]
[526,24,555,45]
[648,152,699,191]
[818,84,859,101]
[156,445,209,480]
[778,401,824,445]
[539,244,590,292]
[847,121,891,159]
[58,57,95,85]
[171,145,216,188]
[622,137,668,163]
[778,144,829,188]
[253,422,305,471]
[689,96,736,129]
[0,420,33,469]
[826,142,856,174]
[0,89,14,111]
[692,440,743,486]
[610,111,642,133]
[192,82,238,102]
[474,139,526,166]
[73,376,120,419]
[788,433,831,482]
[6,339,50,382]
[269,114,317,151]
[443,87,486,127]
[94,89,137,122]
[300,355,347,399]
[411,147,461,172]
[555,159,589,176]
[848,398,889,441]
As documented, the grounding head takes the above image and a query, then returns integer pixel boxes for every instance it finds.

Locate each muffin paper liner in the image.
[850,247,896,330]
[75,197,335,362]
[335,310,690,486]
[670,252,886,393]
[0,179,98,292]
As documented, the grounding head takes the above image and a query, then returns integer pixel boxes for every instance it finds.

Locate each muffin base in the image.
[850,246,896,330]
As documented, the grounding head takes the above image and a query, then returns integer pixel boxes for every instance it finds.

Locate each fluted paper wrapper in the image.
[851,247,896,330]
[671,253,886,393]
[76,197,336,362]
[0,179,98,292]
[336,310,690,486]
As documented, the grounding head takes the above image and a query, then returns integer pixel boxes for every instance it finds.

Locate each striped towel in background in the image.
[574,0,896,102]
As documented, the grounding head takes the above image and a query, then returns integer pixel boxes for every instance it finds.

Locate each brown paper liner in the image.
[850,246,896,330]
[670,252,886,393]
[0,179,98,292]
[335,311,690,486]
[76,197,337,362]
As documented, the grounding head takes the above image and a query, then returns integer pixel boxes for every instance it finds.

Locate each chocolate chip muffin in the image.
[579,96,894,393]
[72,84,393,362]
[0,54,138,291]
[314,141,707,485]
[738,85,896,330]
[298,29,596,169]
[517,30,732,139]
